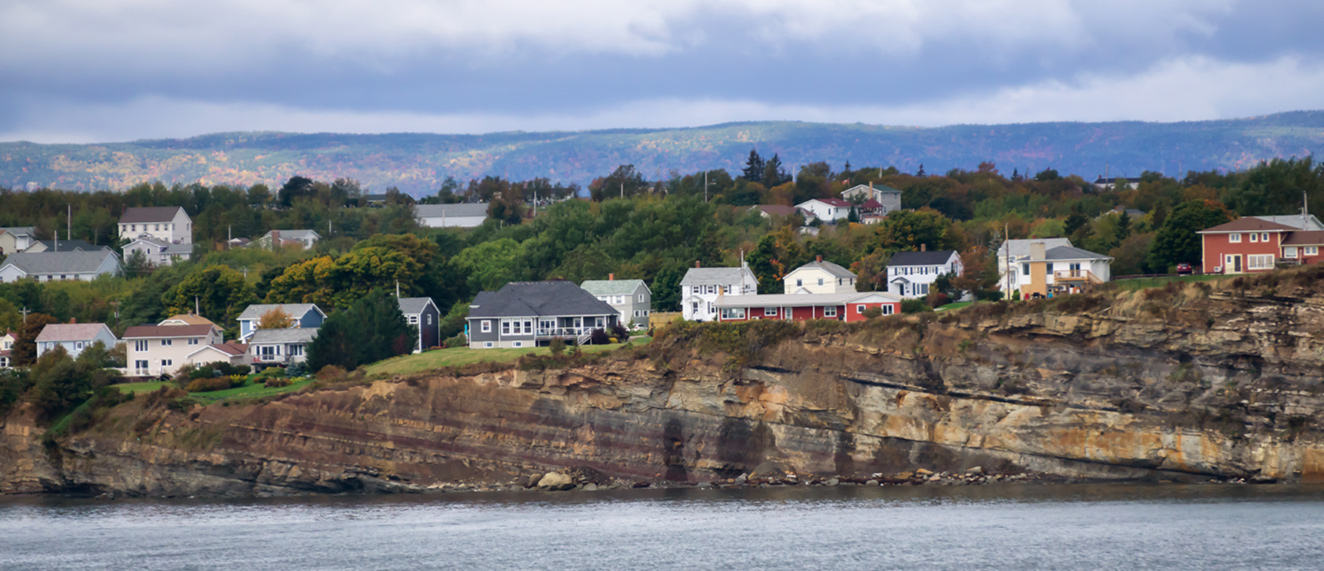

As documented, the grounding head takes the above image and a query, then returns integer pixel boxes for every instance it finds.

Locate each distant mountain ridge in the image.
[4,111,1324,195]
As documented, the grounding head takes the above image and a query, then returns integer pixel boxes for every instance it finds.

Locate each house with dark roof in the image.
[248,328,318,368]
[123,324,225,377]
[581,275,651,329]
[123,235,194,266]
[679,261,758,321]
[795,198,855,222]
[416,203,489,228]
[35,323,118,359]
[886,248,963,298]
[1013,242,1112,299]
[0,250,122,283]
[784,256,858,294]
[397,297,440,353]
[466,281,620,349]
[236,304,326,341]
[841,183,902,215]
[118,206,192,245]
[997,238,1074,293]
[0,227,37,255]
[1198,214,1324,274]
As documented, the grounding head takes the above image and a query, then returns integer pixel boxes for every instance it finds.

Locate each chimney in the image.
[609,273,614,281]
[1029,242,1046,261]
[70,318,76,324]
[695,261,701,268]
[271,230,280,249]
[816,255,823,262]
[920,243,927,252]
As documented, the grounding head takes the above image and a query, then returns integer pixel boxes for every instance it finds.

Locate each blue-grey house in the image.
[466,281,619,349]
[236,303,326,342]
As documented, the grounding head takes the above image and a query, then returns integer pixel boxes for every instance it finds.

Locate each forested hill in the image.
[4,111,1324,195]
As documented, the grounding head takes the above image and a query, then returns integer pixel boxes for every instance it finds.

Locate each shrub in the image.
[901,299,932,314]
[286,362,309,377]
[188,366,219,380]
[184,376,234,392]
[443,333,467,348]
[590,328,610,345]
[263,377,292,388]
[926,291,951,308]
[975,289,1004,301]
[611,323,629,341]
[549,338,567,356]
[862,307,883,319]
[316,365,348,382]
[256,366,286,379]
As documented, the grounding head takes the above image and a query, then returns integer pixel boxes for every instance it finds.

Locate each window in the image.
[796,279,802,287]
[595,317,605,328]
[1229,233,1241,243]
[1248,254,1275,270]
[408,315,419,325]
[161,359,173,368]
[523,320,533,333]
[513,342,523,348]
[817,278,824,286]
[426,314,432,324]
[161,339,172,346]
[720,308,746,320]
[188,338,199,345]
[638,294,645,302]
[1250,233,1259,243]
[857,305,866,313]
[1285,246,1298,258]
[882,305,894,315]
[134,340,148,351]
[824,306,837,317]
[764,307,777,316]
[918,284,930,295]
[1022,263,1030,276]
[75,341,84,350]
[484,342,494,348]
[481,320,491,333]
[289,345,303,357]
[1045,263,1053,274]
[1262,233,1270,242]
[502,321,510,335]
[134,359,148,371]
[1308,246,1319,256]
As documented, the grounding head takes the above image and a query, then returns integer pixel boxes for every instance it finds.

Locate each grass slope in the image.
[365,338,650,378]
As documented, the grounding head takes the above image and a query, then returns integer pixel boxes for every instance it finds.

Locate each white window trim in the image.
[481,320,491,333]
[1229,233,1241,243]
[1307,246,1319,256]
[824,306,838,318]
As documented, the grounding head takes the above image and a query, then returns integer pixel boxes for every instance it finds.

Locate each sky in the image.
[2,0,1324,143]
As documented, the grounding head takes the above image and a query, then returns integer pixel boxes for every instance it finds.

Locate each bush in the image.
[256,366,286,379]
[974,289,1004,301]
[316,365,348,382]
[926,291,951,308]
[589,328,610,345]
[286,362,309,377]
[611,323,629,341]
[548,337,567,356]
[862,307,883,319]
[901,299,932,314]
[184,376,234,392]
[443,333,467,349]
[263,377,292,388]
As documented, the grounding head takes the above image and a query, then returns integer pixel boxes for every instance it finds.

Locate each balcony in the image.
[1053,269,1103,284]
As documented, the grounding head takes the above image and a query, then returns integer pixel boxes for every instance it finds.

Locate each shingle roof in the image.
[415,203,489,219]
[237,303,324,321]
[468,281,618,319]
[750,205,798,217]
[1198,218,1298,233]
[680,266,755,287]
[889,250,959,267]
[1282,230,1324,245]
[36,323,113,343]
[248,328,319,344]
[123,324,215,339]
[998,238,1072,258]
[1247,214,1324,231]
[187,342,248,358]
[0,227,36,238]
[580,279,649,296]
[789,259,857,278]
[160,314,217,327]
[1,250,119,275]
[842,184,901,196]
[120,206,185,224]
[28,239,103,253]
[127,236,192,254]
[1044,245,1111,261]
[397,297,435,315]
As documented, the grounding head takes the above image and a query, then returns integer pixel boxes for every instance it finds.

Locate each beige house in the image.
[118,207,192,245]
[783,256,858,294]
[185,342,251,369]
[0,227,36,255]
[123,324,224,377]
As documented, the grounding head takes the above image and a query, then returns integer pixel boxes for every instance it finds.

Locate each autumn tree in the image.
[747,226,808,294]
[12,313,58,367]
[257,308,295,330]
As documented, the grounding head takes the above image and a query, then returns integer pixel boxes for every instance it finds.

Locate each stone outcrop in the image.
[4,271,1324,496]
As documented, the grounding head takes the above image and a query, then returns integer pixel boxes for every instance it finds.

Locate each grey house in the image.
[466,281,619,349]
[580,276,651,329]
[397,297,440,353]
[236,303,327,341]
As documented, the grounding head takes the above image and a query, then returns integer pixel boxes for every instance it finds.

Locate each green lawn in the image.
[935,301,977,312]
[364,337,651,378]
[1113,274,1236,291]
[111,381,173,395]
[110,378,315,402]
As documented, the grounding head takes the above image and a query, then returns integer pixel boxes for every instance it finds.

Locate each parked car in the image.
[1176,262,1192,275]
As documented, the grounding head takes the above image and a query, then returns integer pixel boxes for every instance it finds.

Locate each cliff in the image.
[5,269,1324,496]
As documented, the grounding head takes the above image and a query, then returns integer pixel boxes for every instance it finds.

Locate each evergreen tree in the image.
[762,153,791,187]
[306,289,416,371]
[741,149,765,182]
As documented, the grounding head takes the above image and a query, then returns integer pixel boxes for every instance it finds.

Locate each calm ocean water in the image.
[2,484,1323,570]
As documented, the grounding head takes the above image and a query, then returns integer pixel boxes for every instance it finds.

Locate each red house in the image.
[1198,215,1324,274]
[714,292,902,323]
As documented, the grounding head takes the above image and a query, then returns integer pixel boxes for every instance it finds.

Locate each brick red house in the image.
[1198,215,1324,274]
[714,292,902,323]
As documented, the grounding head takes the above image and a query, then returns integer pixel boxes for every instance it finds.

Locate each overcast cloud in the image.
[2,0,1322,143]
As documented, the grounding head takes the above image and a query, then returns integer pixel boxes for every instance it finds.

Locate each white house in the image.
[248,328,318,369]
[0,250,122,283]
[236,303,326,341]
[123,324,225,377]
[257,229,321,250]
[0,331,15,368]
[841,183,903,215]
[123,236,193,266]
[783,256,857,294]
[679,262,758,321]
[886,249,963,298]
[795,198,854,222]
[997,238,1073,294]
[118,207,192,245]
[35,323,118,359]
[416,203,489,228]
[185,342,252,370]
[580,276,652,329]
[1009,242,1113,299]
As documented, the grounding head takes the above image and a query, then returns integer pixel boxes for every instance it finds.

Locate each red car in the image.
[1176,263,1193,275]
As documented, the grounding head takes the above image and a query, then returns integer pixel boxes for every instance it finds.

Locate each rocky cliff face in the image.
[4,272,1324,496]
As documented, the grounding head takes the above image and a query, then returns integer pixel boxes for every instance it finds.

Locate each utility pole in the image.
[620,182,624,200]
[67,204,72,241]
[20,306,29,325]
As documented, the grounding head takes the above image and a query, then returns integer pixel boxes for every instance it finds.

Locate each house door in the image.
[1227,254,1241,272]
[573,317,582,331]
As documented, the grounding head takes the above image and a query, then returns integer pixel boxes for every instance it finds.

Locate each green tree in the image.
[306,289,416,371]
[873,209,961,254]
[741,149,765,182]
[12,313,58,367]
[451,238,525,292]
[1148,200,1232,271]
[161,266,256,326]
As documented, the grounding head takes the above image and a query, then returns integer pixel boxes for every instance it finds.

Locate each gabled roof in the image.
[889,250,959,267]
[860,199,884,209]
[237,303,325,321]
[468,281,618,319]
[1247,214,1324,231]
[750,204,799,217]
[842,183,901,195]
[799,198,852,208]
[998,238,1072,258]
[36,323,114,343]
[1043,245,1111,261]
[160,314,218,327]
[263,229,321,240]
[715,291,901,308]
[27,239,103,253]
[248,328,319,344]
[1281,230,1324,245]
[0,227,36,238]
[415,203,489,218]
[580,279,650,296]
[1198,218,1298,234]
[680,265,755,287]
[1,250,119,275]
[187,342,249,359]
[120,206,186,224]
[126,236,192,254]
[123,324,216,339]
[787,259,856,279]
[397,297,436,315]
